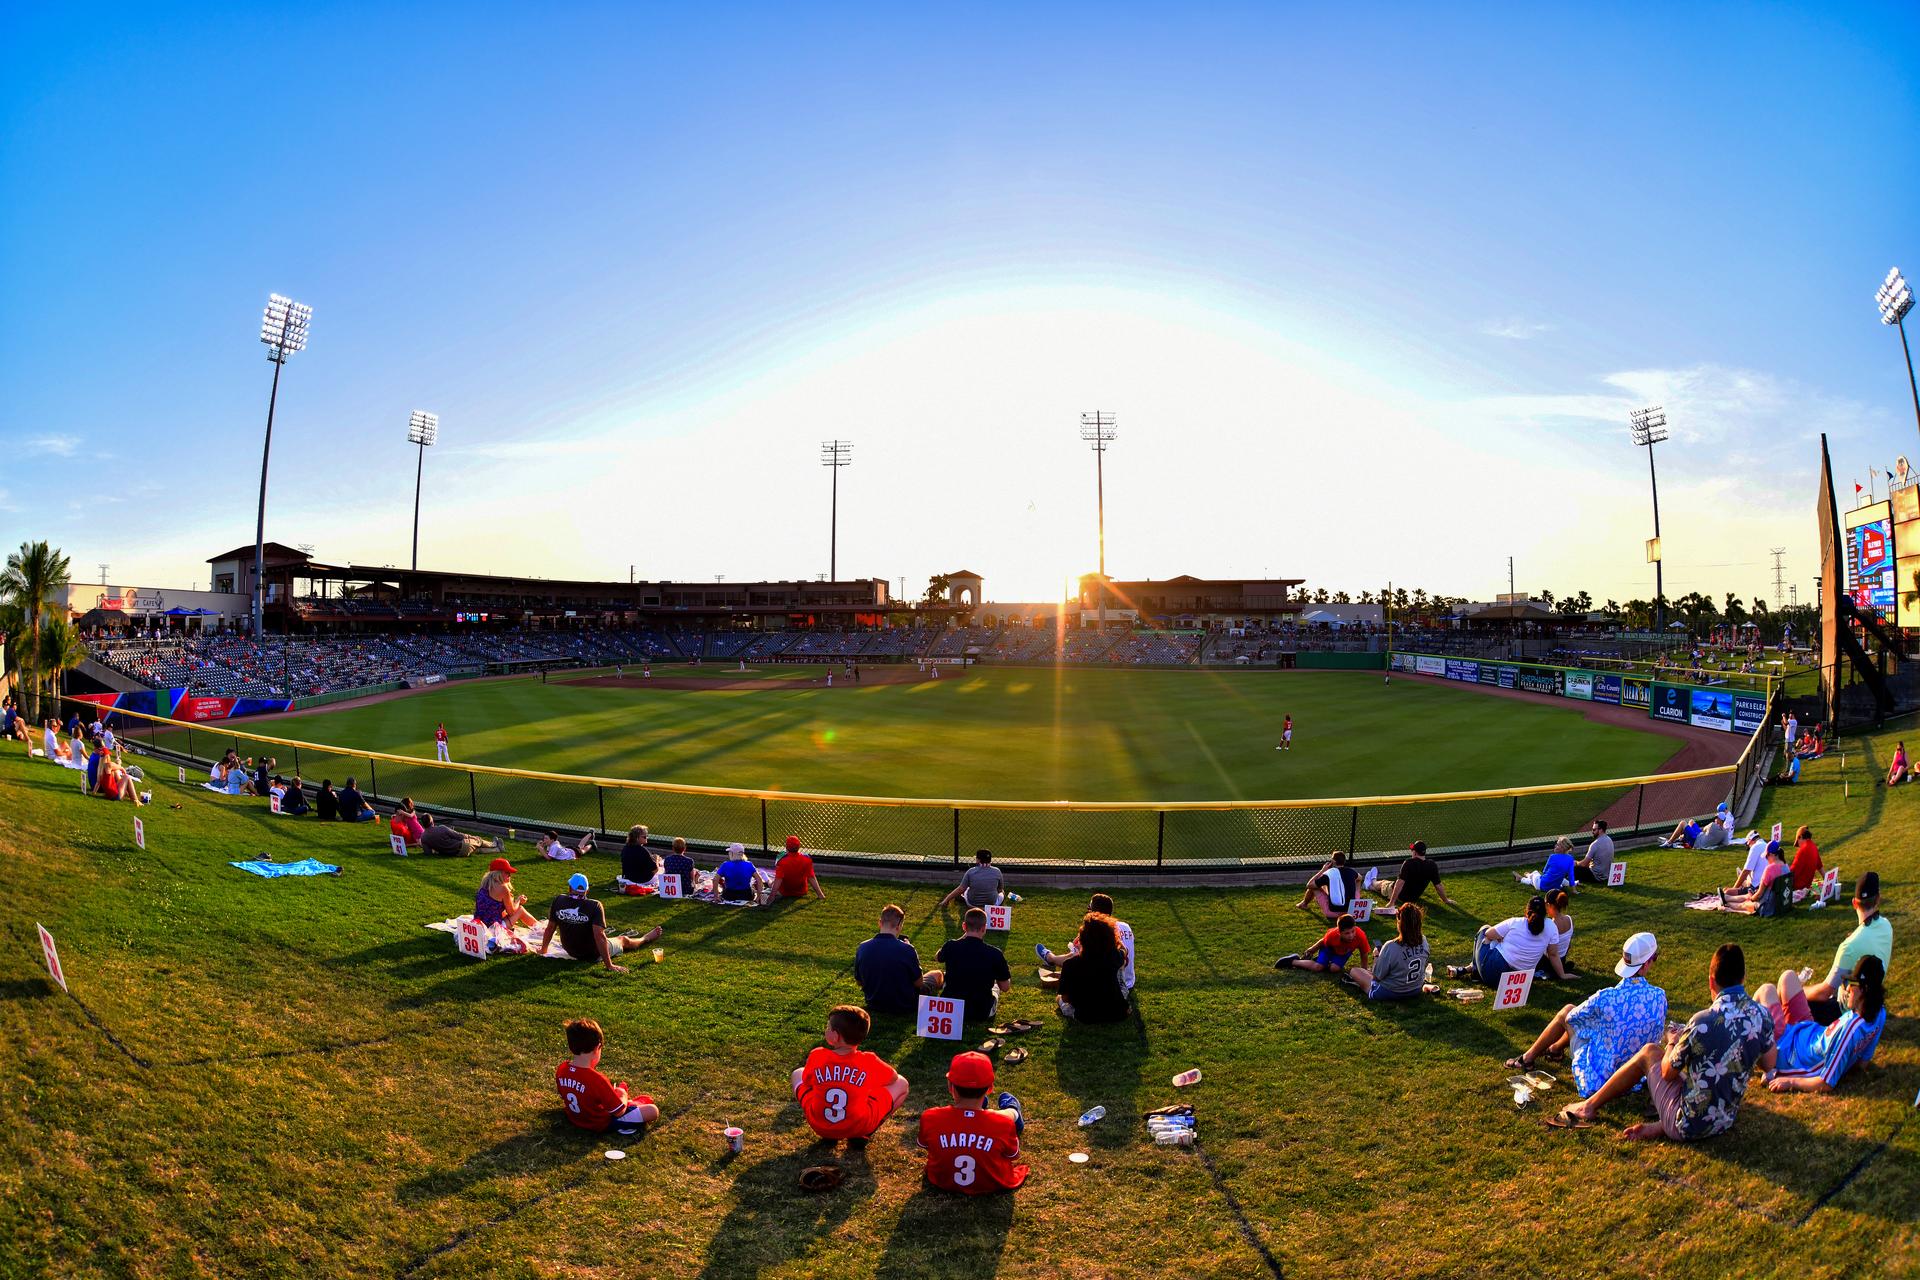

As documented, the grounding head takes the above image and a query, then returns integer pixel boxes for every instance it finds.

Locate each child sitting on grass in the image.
[555,1018,658,1134]
[790,1005,910,1146]
[1275,913,1372,975]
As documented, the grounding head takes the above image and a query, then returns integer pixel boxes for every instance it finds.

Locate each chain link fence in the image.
[88,697,1762,875]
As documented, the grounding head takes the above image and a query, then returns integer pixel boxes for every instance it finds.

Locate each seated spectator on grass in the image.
[1574,820,1615,886]
[715,843,770,903]
[420,813,503,858]
[1718,841,1791,916]
[335,776,374,821]
[1803,872,1890,1018]
[1541,889,1576,975]
[1789,826,1823,894]
[1507,932,1665,1095]
[791,1004,910,1144]
[1379,840,1456,909]
[253,756,277,796]
[475,857,539,939]
[278,774,311,816]
[539,829,593,861]
[941,848,1005,910]
[1759,957,1887,1094]
[1768,754,1803,786]
[538,873,662,973]
[1515,838,1577,893]
[1056,913,1130,1024]
[1038,893,1136,994]
[390,798,426,847]
[1346,902,1429,1001]
[854,904,944,1015]
[616,824,656,887]
[1795,726,1825,759]
[1548,943,1776,1140]
[936,908,1012,1024]
[1451,896,1558,984]
[556,1018,658,1132]
[85,740,107,794]
[661,837,696,896]
[1275,913,1373,976]
[1725,833,1770,894]
[917,1051,1027,1194]
[1886,742,1908,786]
[773,835,826,900]
[315,779,339,821]
[100,755,148,806]
[1658,816,1710,849]
[1297,850,1359,919]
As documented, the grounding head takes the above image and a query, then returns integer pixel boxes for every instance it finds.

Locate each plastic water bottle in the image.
[1425,961,1436,983]
[1077,1106,1107,1126]
[1007,892,1023,903]
[1797,966,1815,982]
[1172,1069,1203,1088]
[1154,1129,1195,1146]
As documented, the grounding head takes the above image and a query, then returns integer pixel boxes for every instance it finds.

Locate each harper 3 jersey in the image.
[916,1105,1029,1192]
[795,1046,899,1140]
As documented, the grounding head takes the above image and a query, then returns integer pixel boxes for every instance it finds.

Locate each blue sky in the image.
[3,3,1917,605]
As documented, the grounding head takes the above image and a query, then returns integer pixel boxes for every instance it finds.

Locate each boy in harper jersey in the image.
[790,1005,910,1145]
[434,723,451,763]
[555,1018,658,1133]
[916,1051,1028,1194]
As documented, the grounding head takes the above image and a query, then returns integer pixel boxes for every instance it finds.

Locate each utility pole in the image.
[1079,411,1117,629]
[1770,548,1787,610]
[820,440,853,581]
[1508,556,1515,600]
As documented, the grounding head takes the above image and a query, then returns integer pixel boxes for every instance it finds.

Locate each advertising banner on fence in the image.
[1498,665,1518,688]
[1591,673,1622,705]
[1517,668,1562,696]
[1688,688,1735,731]
[1390,653,1415,673]
[1415,655,1446,676]
[1732,692,1768,734]
[1650,682,1691,724]
[1621,677,1651,710]
[1478,663,1500,685]
[1563,671,1594,701]
[1445,659,1479,682]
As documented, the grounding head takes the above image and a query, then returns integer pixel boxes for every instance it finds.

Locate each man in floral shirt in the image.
[1550,943,1776,1139]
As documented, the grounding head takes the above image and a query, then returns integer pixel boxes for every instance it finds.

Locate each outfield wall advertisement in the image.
[69,688,293,723]
[1392,652,1754,733]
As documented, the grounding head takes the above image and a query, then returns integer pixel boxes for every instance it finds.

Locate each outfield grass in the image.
[2,722,1914,1279]
[260,668,1678,803]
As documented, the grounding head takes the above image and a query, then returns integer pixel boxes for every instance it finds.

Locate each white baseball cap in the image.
[1615,932,1658,979]
[726,842,746,856]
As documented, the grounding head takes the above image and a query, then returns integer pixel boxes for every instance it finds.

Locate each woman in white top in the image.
[1456,896,1559,983]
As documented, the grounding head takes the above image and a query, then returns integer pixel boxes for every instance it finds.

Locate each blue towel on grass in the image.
[230,858,340,878]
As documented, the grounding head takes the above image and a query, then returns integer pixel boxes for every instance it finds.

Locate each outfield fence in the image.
[74,694,1771,876]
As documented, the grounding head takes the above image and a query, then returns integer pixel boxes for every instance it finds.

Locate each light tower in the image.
[1630,405,1669,634]
[1877,268,1920,441]
[253,293,312,638]
[1079,411,1117,629]
[407,411,439,571]
[821,440,853,581]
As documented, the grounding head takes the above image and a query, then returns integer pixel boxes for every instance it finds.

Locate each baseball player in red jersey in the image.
[790,1005,910,1144]
[434,722,451,763]
[555,1019,657,1133]
[916,1051,1028,1193]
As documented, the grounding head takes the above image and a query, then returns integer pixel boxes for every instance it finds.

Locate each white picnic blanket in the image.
[424,916,580,960]
[1684,894,1731,912]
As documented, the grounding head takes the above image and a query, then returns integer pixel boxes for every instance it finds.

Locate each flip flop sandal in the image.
[1543,1047,1569,1062]
[1008,1019,1042,1034]
[1503,1057,1533,1071]
[1036,970,1061,987]
[1544,1108,1594,1130]
[988,1025,1012,1036]
[798,1165,845,1192]
[979,1037,1005,1053]
[1004,1048,1028,1065]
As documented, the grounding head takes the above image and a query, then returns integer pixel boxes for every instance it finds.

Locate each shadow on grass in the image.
[396,1116,597,1205]
[0,978,57,1001]
[871,1183,1014,1279]
[387,951,581,1009]
[1053,998,1150,1146]
[693,1147,871,1280]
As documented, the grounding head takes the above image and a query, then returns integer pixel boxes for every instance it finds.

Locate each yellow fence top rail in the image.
[98,702,1739,813]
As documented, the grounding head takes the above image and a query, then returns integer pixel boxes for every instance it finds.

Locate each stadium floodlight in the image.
[1630,405,1669,633]
[1079,412,1118,629]
[821,440,853,581]
[1876,267,1920,441]
[407,411,439,571]
[251,292,314,639]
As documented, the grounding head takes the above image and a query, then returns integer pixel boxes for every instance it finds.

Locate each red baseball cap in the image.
[488,857,518,875]
[785,835,802,853]
[946,1051,995,1091]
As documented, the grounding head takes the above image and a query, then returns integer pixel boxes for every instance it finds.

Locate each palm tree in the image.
[2,540,72,718]
[35,612,87,708]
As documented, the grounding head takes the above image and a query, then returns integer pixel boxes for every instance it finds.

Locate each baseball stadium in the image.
[6,9,1919,1280]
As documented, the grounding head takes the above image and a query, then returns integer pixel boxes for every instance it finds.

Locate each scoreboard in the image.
[1844,500,1895,623]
